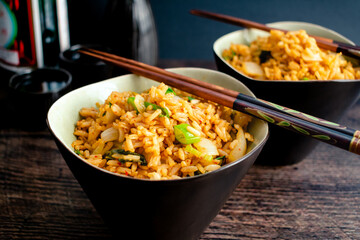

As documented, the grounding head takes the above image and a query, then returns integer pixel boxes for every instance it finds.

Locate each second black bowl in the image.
[213,21,360,165]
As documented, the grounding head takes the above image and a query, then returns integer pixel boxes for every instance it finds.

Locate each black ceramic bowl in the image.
[47,68,269,240]
[8,67,72,130]
[214,21,360,165]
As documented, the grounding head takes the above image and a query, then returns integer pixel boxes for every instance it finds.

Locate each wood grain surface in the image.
[1,61,359,239]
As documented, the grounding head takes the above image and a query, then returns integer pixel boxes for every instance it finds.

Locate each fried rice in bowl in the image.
[47,67,268,240]
[214,21,360,165]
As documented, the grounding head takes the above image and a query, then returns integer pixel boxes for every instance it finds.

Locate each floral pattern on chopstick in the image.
[244,108,338,145]
[258,99,347,129]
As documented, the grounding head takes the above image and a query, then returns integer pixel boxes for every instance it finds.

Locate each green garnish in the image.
[302,77,309,80]
[174,124,201,144]
[187,96,195,101]
[224,50,237,61]
[144,102,169,117]
[109,102,112,107]
[127,97,138,113]
[104,149,147,166]
[215,155,226,165]
[165,87,176,95]
[74,149,82,155]
[185,145,213,162]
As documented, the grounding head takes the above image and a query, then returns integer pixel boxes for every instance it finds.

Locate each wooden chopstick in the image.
[78,48,360,155]
[190,9,360,58]
[84,47,359,138]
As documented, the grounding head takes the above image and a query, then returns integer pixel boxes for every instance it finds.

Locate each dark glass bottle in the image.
[100,0,158,66]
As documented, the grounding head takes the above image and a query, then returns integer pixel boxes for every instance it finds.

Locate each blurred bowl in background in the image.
[213,21,360,165]
[47,67,268,240]
[8,67,72,130]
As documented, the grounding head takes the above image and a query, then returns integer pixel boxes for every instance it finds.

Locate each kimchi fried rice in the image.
[222,29,360,80]
[72,83,253,180]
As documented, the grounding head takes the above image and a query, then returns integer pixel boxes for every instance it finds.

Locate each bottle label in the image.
[0,47,19,65]
[0,0,37,67]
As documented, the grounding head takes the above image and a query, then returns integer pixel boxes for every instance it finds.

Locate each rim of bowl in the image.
[213,21,360,83]
[9,67,72,95]
[47,67,269,183]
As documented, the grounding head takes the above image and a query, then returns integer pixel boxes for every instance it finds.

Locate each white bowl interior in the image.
[47,67,269,172]
[213,21,355,80]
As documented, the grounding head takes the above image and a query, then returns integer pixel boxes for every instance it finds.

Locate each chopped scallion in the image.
[185,145,213,162]
[165,87,176,95]
[174,124,201,144]
[144,101,169,117]
[187,96,195,101]
[127,97,137,113]
[104,149,147,166]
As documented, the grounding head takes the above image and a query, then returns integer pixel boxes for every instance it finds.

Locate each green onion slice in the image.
[104,149,147,166]
[185,145,213,162]
[187,96,196,101]
[127,97,138,113]
[144,101,169,117]
[174,123,201,144]
[165,87,176,95]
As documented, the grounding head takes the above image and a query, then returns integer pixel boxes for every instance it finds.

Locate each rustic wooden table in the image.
[1,61,359,239]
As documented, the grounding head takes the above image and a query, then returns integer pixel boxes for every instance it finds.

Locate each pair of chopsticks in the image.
[190,9,360,59]
[78,48,360,155]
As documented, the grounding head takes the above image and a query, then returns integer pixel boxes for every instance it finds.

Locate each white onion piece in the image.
[134,94,145,113]
[242,62,264,77]
[302,48,322,62]
[101,127,119,142]
[103,110,116,124]
[193,138,219,156]
[173,96,182,101]
[228,127,247,162]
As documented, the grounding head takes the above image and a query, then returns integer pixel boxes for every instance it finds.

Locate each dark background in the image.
[67,0,360,61]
